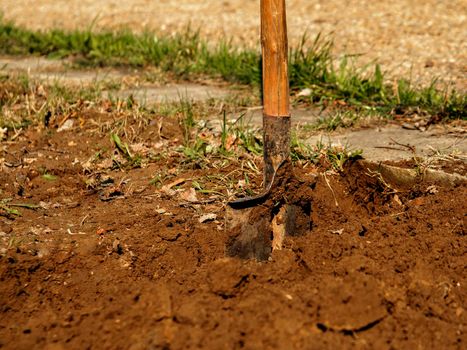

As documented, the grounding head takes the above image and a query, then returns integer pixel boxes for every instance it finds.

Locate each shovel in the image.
[225,0,312,260]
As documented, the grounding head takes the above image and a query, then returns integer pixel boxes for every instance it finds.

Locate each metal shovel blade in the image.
[225,161,282,260]
[225,159,313,261]
[224,0,312,261]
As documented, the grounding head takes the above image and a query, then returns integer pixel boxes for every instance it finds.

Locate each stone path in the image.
[0,56,229,102]
[241,108,466,161]
[305,126,465,162]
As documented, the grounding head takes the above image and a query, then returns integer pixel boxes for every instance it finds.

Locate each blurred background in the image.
[0,0,465,88]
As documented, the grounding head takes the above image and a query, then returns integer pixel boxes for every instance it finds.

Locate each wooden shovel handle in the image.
[261,0,290,117]
[261,0,290,187]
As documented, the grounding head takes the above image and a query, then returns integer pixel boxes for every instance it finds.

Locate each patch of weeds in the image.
[37,167,58,181]
[0,72,147,140]
[232,123,262,156]
[1,19,464,118]
[177,95,196,146]
[0,198,39,218]
[191,172,257,200]
[290,132,319,163]
[290,131,362,171]
[218,112,262,156]
[180,137,210,161]
[0,200,21,217]
[149,172,169,188]
[305,111,361,132]
[191,178,225,197]
[174,97,227,164]
[110,133,142,168]
[7,234,23,250]
[318,141,363,171]
[174,108,362,173]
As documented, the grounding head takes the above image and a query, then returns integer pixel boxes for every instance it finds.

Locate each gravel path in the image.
[1,0,466,89]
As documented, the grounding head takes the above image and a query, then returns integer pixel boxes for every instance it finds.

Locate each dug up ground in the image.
[0,88,466,349]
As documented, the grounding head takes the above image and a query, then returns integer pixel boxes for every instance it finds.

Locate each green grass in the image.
[0,19,465,119]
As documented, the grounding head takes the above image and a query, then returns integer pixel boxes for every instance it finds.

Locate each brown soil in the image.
[0,114,466,349]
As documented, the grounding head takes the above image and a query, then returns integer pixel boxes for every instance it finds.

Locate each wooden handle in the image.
[261,0,290,117]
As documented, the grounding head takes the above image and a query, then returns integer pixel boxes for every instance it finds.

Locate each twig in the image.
[389,138,416,153]
[67,228,86,235]
[323,172,339,207]
[80,214,90,227]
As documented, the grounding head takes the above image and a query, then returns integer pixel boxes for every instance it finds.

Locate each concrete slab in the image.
[306,126,466,161]
[0,56,127,84]
[0,56,230,103]
[236,107,465,161]
[0,56,63,71]
[107,84,229,104]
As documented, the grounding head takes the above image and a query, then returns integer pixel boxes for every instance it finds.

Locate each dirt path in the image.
[1,0,466,89]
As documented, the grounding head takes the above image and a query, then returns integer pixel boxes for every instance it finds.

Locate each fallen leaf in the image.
[179,188,198,203]
[153,141,167,149]
[297,88,312,97]
[99,185,125,201]
[224,135,236,151]
[161,178,186,196]
[330,228,344,235]
[166,178,186,189]
[393,194,403,206]
[57,119,74,132]
[130,143,151,155]
[199,213,217,223]
[0,127,7,140]
[160,186,176,196]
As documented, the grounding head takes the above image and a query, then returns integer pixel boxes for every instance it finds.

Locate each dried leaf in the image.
[297,88,312,97]
[57,119,74,132]
[393,194,403,206]
[161,178,186,196]
[166,178,186,189]
[180,188,198,203]
[199,213,217,223]
[330,228,344,235]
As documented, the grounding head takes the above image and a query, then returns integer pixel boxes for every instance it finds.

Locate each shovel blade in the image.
[225,206,272,261]
[225,202,311,261]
